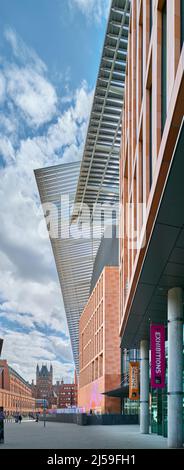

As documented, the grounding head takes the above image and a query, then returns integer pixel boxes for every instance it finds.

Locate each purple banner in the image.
[151,324,165,389]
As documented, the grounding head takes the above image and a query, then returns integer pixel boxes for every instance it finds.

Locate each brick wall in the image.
[78,267,121,414]
[120,0,184,336]
[0,360,36,414]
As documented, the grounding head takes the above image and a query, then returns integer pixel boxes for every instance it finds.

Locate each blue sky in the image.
[0,0,107,92]
[0,0,111,382]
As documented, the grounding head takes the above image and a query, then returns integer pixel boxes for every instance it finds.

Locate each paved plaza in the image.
[1,421,168,449]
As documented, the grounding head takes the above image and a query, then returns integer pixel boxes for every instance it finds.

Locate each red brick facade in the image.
[33,364,53,406]
[0,359,35,415]
[120,0,184,335]
[78,267,121,414]
[56,381,77,409]
[31,366,78,409]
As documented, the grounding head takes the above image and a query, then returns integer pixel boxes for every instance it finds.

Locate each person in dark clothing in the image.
[18,414,22,423]
[0,408,5,443]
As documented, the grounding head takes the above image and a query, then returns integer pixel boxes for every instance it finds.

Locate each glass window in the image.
[141,23,143,98]
[161,2,167,133]
[181,0,184,49]
[150,0,153,37]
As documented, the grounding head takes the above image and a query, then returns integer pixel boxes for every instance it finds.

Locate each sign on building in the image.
[150,324,165,389]
[129,362,139,400]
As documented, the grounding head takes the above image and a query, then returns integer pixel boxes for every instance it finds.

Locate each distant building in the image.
[0,359,36,415]
[31,364,53,407]
[31,365,78,409]
[36,364,53,397]
[78,267,121,414]
[53,379,77,409]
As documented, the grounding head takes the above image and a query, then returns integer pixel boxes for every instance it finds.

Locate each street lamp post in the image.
[43,396,46,428]
[16,401,18,422]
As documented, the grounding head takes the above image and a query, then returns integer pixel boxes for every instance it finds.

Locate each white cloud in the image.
[0,328,74,383]
[0,115,17,135]
[45,80,94,155]
[0,79,93,328]
[0,26,94,383]
[0,137,15,164]
[5,66,57,128]
[4,27,46,74]
[0,29,93,382]
[0,72,6,103]
[2,27,58,129]
[73,80,94,123]
[69,0,111,23]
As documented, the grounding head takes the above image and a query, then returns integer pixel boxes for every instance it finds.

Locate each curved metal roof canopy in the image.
[34,0,130,374]
[73,0,130,218]
[35,162,100,372]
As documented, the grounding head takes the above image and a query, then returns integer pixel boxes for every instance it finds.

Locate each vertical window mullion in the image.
[181,0,184,49]
[150,0,153,37]
[161,2,167,134]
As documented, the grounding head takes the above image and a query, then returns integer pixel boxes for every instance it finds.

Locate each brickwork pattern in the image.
[120,0,184,336]
[78,267,121,414]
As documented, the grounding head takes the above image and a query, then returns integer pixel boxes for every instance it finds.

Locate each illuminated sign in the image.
[151,324,165,389]
[129,362,139,400]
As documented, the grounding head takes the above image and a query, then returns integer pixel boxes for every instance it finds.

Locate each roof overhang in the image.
[121,120,184,348]
[72,0,131,221]
[35,162,101,373]
[34,0,131,373]
[102,385,128,398]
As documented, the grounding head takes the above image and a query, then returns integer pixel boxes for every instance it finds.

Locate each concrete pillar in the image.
[168,287,183,448]
[140,340,149,434]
